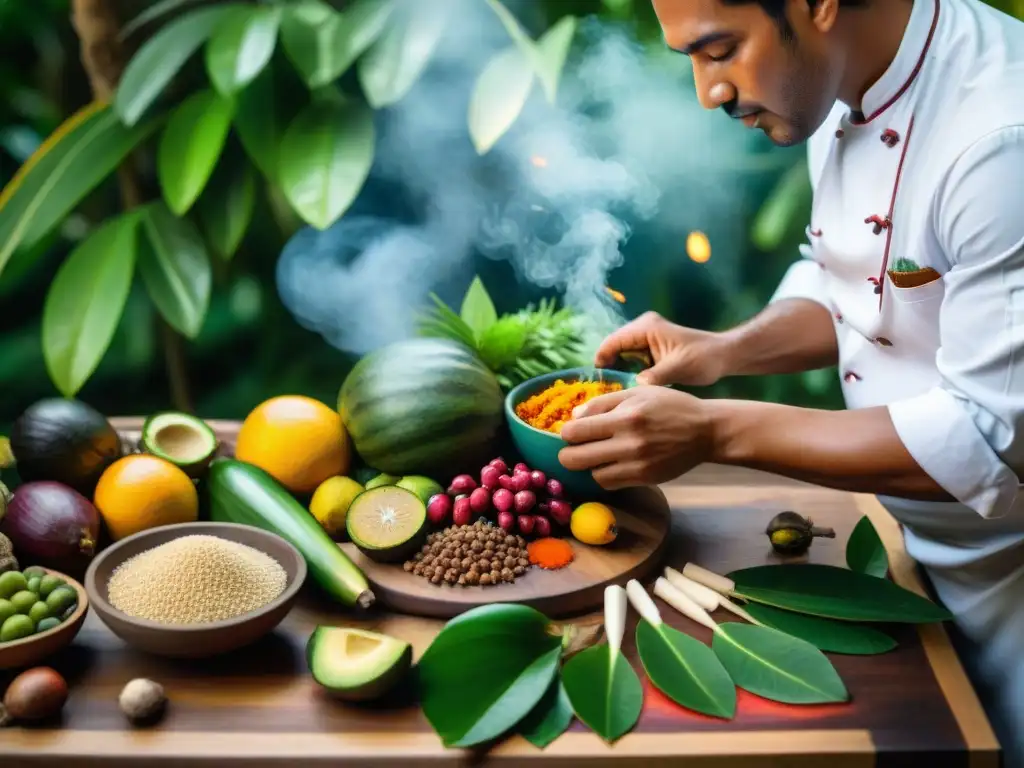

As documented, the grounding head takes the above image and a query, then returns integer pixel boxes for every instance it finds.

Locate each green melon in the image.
[338,338,505,478]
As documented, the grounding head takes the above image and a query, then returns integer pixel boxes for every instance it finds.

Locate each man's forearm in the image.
[706,398,954,501]
[720,298,839,377]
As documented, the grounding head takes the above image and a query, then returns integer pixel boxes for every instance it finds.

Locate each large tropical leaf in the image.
[197,154,256,261]
[518,678,573,749]
[157,89,235,215]
[0,102,159,280]
[741,602,897,656]
[561,643,643,744]
[467,44,535,155]
[278,98,375,230]
[137,202,212,338]
[846,516,889,579]
[115,3,244,126]
[357,0,454,108]
[205,4,281,96]
[42,212,140,397]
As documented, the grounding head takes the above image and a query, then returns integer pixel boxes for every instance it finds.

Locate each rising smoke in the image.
[275,0,758,357]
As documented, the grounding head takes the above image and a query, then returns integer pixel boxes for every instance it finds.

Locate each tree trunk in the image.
[69,0,194,413]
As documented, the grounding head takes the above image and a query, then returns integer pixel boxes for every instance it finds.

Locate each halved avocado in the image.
[141,411,219,477]
[346,485,426,563]
[306,625,412,701]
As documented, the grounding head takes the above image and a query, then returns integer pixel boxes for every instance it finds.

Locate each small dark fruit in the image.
[514,490,536,514]
[548,499,572,526]
[497,511,515,532]
[448,474,477,495]
[452,496,472,526]
[511,473,530,493]
[426,494,452,526]
[529,470,546,489]
[533,516,552,537]
[514,462,529,474]
[546,478,565,498]
[765,511,835,555]
[497,474,516,491]
[538,501,551,516]
[492,488,514,514]
[469,487,491,515]
[517,515,535,535]
[489,458,508,474]
[480,465,502,490]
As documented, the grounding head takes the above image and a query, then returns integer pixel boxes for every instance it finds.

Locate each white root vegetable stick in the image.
[682,563,736,595]
[653,577,718,632]
[664,567,762,626]
[625,579,662,627]
[604,584,628,656]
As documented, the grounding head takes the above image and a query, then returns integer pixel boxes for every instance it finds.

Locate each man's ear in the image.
[808,0,840,33]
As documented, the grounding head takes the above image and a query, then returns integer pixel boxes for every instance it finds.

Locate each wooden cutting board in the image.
[115,419,671,620]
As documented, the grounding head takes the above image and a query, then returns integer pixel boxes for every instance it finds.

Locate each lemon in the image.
[570,502,618,546]
[310,476,365,539]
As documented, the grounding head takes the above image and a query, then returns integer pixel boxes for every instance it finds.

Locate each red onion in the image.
[1,481,100,573]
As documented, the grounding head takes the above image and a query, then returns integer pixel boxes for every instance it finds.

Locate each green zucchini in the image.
[207,458,374,609]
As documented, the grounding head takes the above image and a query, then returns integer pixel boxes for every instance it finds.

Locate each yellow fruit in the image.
[310,476,364,538]
[235,395,351,494]
[570,502,618,546]
[94,455,198,541]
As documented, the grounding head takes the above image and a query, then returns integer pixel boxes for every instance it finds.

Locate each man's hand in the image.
[594,311,734,387]
[557,385,715,490]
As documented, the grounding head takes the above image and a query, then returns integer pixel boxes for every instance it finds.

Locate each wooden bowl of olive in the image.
[0,566,88,670]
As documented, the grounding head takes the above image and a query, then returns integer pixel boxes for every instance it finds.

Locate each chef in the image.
[558,0,1024,762]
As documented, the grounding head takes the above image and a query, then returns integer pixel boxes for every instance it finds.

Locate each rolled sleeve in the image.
[770,245,830,309]
[887,126,1024,519]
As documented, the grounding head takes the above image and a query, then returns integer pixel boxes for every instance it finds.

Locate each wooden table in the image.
[0,419,1001,767]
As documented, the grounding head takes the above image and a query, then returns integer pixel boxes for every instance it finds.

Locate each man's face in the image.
[651,0,841,146]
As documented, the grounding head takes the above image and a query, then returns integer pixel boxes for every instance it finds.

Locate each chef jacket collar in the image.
[851,0,940,124]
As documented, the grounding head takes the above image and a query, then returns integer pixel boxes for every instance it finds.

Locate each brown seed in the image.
[433,565,444,578]
[514,565,525,576]
[471,540,483,553]
[480,573,492,586]
[403,561,414,572]
[504,556,516,569]
[490,570,501,582]
[501,568,514,583]
[479,558,491,572]
[518,557,530,568]
[458,574,467,586]
[431,573,442,584]
[460,556,472,570]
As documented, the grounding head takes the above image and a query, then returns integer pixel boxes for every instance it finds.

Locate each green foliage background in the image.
[1,0,1020,433]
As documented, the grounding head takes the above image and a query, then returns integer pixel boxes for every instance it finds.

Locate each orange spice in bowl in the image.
[514,379,623,434]
[527,537,575,570]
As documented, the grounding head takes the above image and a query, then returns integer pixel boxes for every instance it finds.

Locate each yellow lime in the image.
[570,502,618,546]
[310,476,365,539]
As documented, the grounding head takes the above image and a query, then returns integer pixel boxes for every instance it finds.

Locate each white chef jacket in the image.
[770,0,1024,762]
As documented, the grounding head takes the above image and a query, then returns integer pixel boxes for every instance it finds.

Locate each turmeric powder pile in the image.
[515,379,623,434]
[527,537,575,570]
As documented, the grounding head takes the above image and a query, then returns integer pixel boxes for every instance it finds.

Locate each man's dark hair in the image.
[721,0,869,40]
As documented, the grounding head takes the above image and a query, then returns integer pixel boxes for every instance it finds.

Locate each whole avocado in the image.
[10,398,123,496]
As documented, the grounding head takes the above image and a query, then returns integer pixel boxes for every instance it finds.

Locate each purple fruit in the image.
[497,474,516,491]
[469,487,491,514]
[548,499,572,526]
[489,458,508,474]
[529,470,547,490]
[480,465,502,490]
[538,501,551,516]
[492,488,514,514]
[514,462,529,474]
[497,511,515,532]
[546,478,565,499]
[514,490,536,514]
[448,474,478,495]
[513,473,532,493]
[517,515,535,535]
[453,496,473,526]
[427,493,452,525]
[533,516,552,537]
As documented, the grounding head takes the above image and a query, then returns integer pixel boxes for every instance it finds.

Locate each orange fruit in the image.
[94,454,199,541]
[234,395,350,494]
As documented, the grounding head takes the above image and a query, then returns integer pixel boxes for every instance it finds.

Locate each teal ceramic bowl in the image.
[504,367,638,498]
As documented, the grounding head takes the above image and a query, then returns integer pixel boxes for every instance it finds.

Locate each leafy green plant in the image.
[846,516,889,579]
[417,275,590,390]
[0,0,579,404]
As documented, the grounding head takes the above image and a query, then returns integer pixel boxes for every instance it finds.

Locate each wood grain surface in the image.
[0,418,1001,767]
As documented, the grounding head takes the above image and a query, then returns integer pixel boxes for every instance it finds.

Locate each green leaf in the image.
[635,619,736,719]
[534,16,577,102]
[357,0,454,108]
[196,156,256,260]
[278,98,375,230]
[205,5,281,96]
[417,604,562,748]
[137,203,212,338]
[561,644,643,744]
[417,294,479,349]
[281,0,395,89]
[468,44,535,155]
[119,0,207,41]
[750,157,812,252]
[518,676,574,749]
[460,276,499,340]
[741,602,897,656]
[726,564,953,623]
[478,316,528,372]
[41,213,140,397]
[115,4,244,126]
[0,102,159,281]
[157,89,235,215]
[234,65,283,182]
[712,622,849,705]
[846,516,889,579]
[485,0,537,61]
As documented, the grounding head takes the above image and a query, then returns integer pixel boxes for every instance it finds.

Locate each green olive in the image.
[35,616,61,633]
[10,590,37,614]
[0,571,27,599]
[0,598,14,626]
[26,575,41,594]
[21,566,46,579]
[45,586,77,616]
[38,575,65,598]
[0,614,35,642]
[28,601,51,625]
